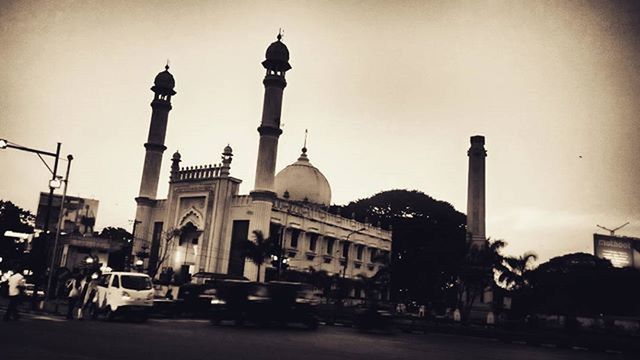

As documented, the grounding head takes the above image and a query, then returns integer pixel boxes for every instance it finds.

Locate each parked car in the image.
[209,281,319,329]
[94,272,154,321]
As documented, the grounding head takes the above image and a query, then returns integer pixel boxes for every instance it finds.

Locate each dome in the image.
[262,33,292,72]
[152,65,176,94]
[266,39,289,63]
[274,148,331,206]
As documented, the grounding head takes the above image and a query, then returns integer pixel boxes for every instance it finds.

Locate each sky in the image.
[1,0,639,264]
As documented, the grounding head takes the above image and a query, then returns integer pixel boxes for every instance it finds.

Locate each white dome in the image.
[274,148,331,206]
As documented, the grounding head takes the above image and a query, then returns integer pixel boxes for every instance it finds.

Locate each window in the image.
[112,275,120,288]
[121,276,152,290]
[326,238,334,255]
[370,248,377,262]
[98,274,111,287]
[342,242,349,259]
[290,229,300,248]
[309,233,318,252]
[357,245,364,260]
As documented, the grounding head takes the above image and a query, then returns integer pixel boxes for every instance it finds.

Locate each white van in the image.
[95,272,154,321]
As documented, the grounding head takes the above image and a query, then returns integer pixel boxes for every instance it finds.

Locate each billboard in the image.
[35,193,99,235]
[593,234,639,268]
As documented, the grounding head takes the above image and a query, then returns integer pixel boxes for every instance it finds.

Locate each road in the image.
[0,313,630,360]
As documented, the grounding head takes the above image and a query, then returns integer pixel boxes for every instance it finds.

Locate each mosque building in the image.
[132,34,392,282]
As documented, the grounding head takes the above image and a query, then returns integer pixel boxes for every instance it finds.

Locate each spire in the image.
[221,144,233,177]
[170,150,181,181]
[277,28,283,41]
[298,130,309,162]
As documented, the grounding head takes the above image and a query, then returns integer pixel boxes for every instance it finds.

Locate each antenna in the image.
[596,222,630,236]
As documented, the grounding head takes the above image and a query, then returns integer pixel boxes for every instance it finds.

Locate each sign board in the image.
[593,234,636,268]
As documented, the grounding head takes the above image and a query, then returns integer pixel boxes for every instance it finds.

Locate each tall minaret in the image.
[466,135,487,249]
[247,33,291,281]
[133,65,176,255]
[252,32,291,198]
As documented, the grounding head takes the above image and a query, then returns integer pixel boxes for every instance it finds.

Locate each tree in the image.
[0,200,35,270]
[242,230,277,283]
[523,253,640,318]
[99,227,133,242]
[329,190,467,306]
[148,228,181,278]
[497,251,538,290]
[457,239,506,321]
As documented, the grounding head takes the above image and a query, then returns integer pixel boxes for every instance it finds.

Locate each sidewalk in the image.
[0,297,69,318]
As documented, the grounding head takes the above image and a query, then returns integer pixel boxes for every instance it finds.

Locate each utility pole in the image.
[342,227,365,278]
[126,220,142,271]
[45,154,73,302]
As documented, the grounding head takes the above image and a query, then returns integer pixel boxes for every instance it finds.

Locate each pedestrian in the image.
[79,273,99,320]
[3,267,26,321]
[65,273,81,320]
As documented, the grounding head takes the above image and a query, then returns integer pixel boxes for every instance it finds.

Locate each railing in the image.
[173,164,226,182]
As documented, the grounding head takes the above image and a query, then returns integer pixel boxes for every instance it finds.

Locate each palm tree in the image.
[242,230,276,283]
[458,239,507,321]
[498,252,538,290]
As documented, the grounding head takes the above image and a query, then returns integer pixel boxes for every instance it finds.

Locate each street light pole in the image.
[342,227,365,278]
[45,154,73,302]
[0,138,61,286]
[126,220,141,271]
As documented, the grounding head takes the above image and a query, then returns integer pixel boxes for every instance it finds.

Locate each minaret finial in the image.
[165,59,170,71]
[303,129,308,152]
[277,28,283,41]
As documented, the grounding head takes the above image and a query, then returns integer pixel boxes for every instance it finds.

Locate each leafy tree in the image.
[497,251,538,290]
[522,253,640,317]
[329,189,466,306]
[99,227,133,242]
[457,239,507,321]
[148,228,181,278]
[0,200,35,270]
[242,230,277,283]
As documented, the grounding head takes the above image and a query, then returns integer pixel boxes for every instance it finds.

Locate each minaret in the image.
[247,33,292,281]
[133,65,176,258]
[252,32,291,199]
[466,135,487,248]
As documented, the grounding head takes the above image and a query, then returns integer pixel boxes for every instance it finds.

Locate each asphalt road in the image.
[0,313,631,360]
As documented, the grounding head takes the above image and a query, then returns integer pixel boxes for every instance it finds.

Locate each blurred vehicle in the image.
[150,285,183,318]
[209,281,319,329]
[94,272,154,321]
[178,272,247,317]
[23,283,45,299]
[353,303,395,333]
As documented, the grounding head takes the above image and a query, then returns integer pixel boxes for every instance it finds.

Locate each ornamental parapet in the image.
[171,163,229,183]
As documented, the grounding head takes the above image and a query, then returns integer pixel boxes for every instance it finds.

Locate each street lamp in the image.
[341,227,365,278]
[275,191,291,280]
[0,138,61,284]
[45,154,73,302]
